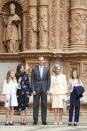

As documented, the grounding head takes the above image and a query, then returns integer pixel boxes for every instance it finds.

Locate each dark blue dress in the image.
[16,72,30,111]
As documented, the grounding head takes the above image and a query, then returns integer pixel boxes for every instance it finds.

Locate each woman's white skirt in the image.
[52,95,66,109]
[5,94,18,108]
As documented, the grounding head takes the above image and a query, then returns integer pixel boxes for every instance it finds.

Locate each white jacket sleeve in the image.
[63,75,68,94]
[68,79,73,94]
[2,80,7,95]
[15,79,18,90]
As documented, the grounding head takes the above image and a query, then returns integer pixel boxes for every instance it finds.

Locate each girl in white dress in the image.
[2,70,18,125]
[50,64,68,125]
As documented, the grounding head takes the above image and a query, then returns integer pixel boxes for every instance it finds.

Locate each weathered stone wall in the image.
[0,0,70,51]
[0,0,87,107]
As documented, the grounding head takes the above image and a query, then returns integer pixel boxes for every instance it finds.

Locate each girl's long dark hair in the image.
[71,68,79,80]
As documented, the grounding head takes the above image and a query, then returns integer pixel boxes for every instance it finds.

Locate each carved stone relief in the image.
[70,10,86,49]
[82,62,87,94]
[48,0,69,50]
[60,0,70,49]
[3,3,21,53]
[39,6,48,49]
[28,8,37,49]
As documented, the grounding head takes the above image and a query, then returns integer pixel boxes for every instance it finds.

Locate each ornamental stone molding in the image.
[0,0,28,12]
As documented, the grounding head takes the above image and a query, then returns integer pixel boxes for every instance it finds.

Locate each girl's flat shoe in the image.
[23,123,27,125]
[68,122,72,126]
[21,122,24,125]
[5,123,9,126]
[74,122,78,126]
[74,123,78,126]
[9,123,14,126]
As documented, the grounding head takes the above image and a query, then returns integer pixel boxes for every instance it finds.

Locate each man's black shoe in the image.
[42,121,47,125]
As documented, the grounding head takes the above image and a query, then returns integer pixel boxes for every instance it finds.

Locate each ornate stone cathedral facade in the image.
[0,0,87,112]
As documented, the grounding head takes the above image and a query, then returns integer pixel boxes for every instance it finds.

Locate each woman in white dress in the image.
[50,64,68,125]
[2,70,18,125]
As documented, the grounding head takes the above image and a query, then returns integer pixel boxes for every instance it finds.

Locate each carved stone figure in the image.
[29,14,37,49]
[3,3,21,53]
[39,11,48,49]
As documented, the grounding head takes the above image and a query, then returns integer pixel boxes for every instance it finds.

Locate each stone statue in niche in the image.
[3,3,21,53]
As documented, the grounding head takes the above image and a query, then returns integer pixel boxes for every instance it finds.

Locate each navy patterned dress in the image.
[15,72,30,111]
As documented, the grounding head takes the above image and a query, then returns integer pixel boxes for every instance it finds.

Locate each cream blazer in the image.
[50,74,68,95]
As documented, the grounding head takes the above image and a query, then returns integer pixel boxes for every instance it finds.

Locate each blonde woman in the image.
[2,70,18,125]
[50,64,68,125]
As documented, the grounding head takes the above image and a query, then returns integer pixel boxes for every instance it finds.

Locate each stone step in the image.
[0,108,87,117]
[0,114,87,126]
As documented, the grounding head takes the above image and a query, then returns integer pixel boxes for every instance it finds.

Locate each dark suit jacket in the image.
[31,66,50,94]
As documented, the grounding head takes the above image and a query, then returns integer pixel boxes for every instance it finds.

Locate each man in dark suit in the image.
[31,56,50,125]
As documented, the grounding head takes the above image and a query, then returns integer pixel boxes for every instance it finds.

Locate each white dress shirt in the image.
[39,66,44,79]
[68,79,83,93]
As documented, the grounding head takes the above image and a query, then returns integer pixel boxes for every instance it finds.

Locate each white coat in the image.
[50,74,68,95]
[2,79,18,107]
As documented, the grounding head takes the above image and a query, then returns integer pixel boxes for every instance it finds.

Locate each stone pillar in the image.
[48,0,61,50]
[23,12,27,51]
[28,0,37,49]
[0,12,6,52]
[70,0,86,50]
[39,0,48,49]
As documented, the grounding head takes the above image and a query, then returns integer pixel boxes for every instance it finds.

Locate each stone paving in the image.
[0,125,87,131]
[0,114,87,131]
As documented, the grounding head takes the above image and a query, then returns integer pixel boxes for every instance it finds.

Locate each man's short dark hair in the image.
[38,56,45,60]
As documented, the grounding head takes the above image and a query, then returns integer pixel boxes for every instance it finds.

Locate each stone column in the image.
[70,0,86,50]
[0,12,6,52]
[28,0,37,49]
[23,12,27,51]
[39,0,48,49]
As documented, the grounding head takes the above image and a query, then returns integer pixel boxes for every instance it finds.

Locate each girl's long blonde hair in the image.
[6,70,14,83]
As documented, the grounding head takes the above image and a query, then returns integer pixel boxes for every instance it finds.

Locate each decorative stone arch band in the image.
[0,0,26,12]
